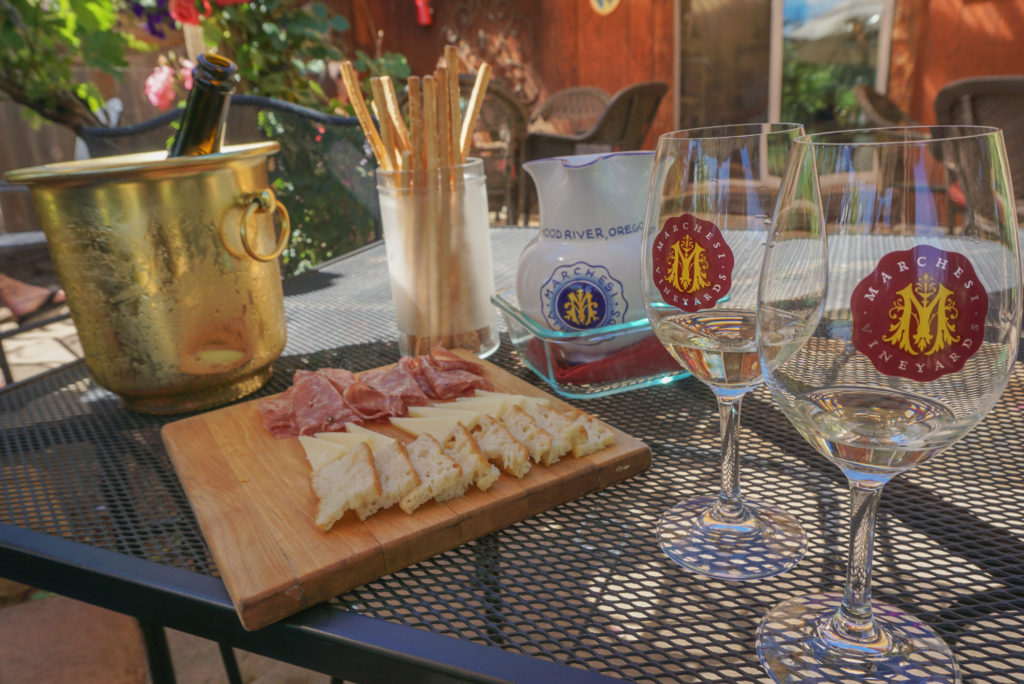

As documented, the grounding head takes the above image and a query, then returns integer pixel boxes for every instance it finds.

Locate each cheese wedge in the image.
[389,415,463,442]
[407,405,482,430]
[320,428,395,452]
[451,396,510,418]
[473,390,550,411]
[299,435,350,473]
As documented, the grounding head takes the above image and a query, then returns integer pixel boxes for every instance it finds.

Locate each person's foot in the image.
[0,274,66,323]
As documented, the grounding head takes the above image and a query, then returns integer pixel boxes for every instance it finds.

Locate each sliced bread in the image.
[354,441,421,520]
[399,434,464,514]
[570,412,617,457]
[501,404,552,464]
[439,424,500,500]
[311,442,381,531]
[474,414,531,478]
[523,404,587,466]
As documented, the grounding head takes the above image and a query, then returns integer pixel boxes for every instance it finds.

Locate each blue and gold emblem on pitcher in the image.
[539,261,628,331]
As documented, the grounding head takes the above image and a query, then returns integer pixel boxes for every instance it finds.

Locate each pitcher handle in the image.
[232,189,290,262]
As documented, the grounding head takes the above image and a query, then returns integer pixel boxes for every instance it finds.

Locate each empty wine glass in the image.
[756,126,1021,681]
[640,123,807,580]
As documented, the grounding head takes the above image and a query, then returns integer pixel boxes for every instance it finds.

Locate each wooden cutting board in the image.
[162,351,650,631]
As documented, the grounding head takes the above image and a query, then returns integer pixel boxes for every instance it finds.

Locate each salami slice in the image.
[316,368,358,394]
[343,381,405,420]
[398,356,435,397]
[427,344,483,374]
[418,361,494,399]
[292,370,361,435]
[257,386,298,439]
[360,364,431,407]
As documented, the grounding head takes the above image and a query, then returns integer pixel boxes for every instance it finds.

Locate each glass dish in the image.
[492,288,689,398]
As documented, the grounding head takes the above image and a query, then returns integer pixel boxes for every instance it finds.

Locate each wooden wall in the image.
[895,0,1024,124]
[336,0,677,147]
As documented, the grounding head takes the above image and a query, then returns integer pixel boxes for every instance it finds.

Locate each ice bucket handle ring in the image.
[230,189,290,262]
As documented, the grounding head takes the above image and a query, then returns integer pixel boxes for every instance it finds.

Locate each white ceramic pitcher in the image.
[517,151,654,361]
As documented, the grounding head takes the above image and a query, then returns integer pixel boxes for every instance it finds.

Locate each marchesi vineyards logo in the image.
[851,245,988,381]
[651,213,734,312]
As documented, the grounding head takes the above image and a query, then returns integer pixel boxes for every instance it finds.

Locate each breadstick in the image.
[422,75,439,174]
[435,68,452,170]
[382,76,412,153]
[459,62,491,162]
[340,61,388,169]
[370,77,397,171]
[445,45,462,166]
[408,76,425,177]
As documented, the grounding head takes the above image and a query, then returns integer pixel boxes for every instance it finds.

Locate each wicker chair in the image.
[934,75,1024,220]
[522,81,668,223]
[531,86,610,137]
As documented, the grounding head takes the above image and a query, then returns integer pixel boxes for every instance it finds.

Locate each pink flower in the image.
[169,0,202,25]
[145,65,177,110]
[180,60,195,91]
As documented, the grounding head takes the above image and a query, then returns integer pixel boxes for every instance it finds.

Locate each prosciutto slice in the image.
[360,364,430,407]
[292,370,361,435]
[257,386,298,439]
[343,381,405,420]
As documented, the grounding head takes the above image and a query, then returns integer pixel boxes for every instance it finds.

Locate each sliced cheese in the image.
[450,396,510,417]
[389,415,462,442]
[473,390,550,411]
[320,428,395,452]
[299,435,350,473]
[408,405,482,429]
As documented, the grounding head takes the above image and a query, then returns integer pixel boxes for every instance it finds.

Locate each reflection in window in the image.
[780,0,892,132]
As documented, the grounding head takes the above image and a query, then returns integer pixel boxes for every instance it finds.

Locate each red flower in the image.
[169,0,201,25]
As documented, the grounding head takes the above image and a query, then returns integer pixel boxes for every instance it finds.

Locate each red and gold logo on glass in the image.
[651,213,734,312]
[851,245,987,381]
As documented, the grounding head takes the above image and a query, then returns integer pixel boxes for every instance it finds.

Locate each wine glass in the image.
[640,123,808,580]
[756,125,1021,682]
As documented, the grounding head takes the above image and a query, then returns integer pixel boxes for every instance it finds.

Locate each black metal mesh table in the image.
[3,228,1024,682]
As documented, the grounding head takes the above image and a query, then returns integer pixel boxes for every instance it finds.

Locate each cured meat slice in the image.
[316,368,358,394]
[360,364,430,407]
[398,356,434,397]
[292,370,360,435]
[258,386,297,439]
[343,381,405,421]
[418,361,493,399]
[427,344,483,374]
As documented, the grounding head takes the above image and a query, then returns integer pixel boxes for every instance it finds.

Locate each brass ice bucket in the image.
[5,142,289,414]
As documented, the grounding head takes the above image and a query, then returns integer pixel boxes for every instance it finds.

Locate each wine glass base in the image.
[657,496,806,580]
[756,593,961,683]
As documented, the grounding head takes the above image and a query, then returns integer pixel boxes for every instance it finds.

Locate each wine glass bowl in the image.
[756,125,1021,682]
[641,123,808,580]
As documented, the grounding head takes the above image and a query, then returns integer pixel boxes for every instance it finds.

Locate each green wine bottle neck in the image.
[169,53,238,157]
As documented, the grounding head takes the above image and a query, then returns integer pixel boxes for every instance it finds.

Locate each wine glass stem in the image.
[711,396,749,523]
[824,482,886,645]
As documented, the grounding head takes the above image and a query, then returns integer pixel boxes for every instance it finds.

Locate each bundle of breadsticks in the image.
[340,45,491,185]
[340,47,495,356]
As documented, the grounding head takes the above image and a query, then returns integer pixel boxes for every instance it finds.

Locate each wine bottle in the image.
[169,53,238,157]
